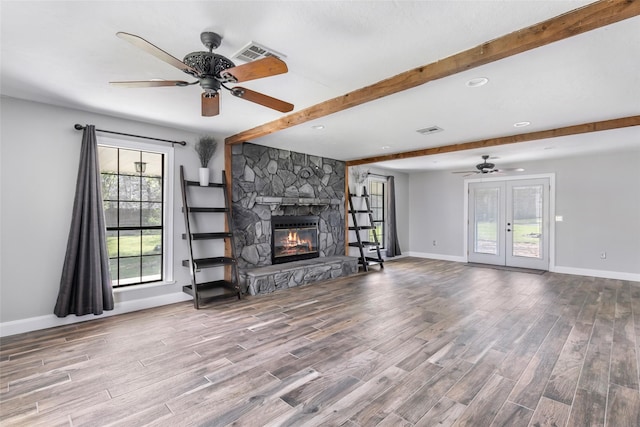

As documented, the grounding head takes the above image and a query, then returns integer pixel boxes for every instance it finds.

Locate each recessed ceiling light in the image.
[466,77,489,88]
[514,121,531,128]
[311,124,325,130]
[381,145,391,150]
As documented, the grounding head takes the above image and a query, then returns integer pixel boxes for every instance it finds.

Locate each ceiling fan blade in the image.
[202,92,220,117]
[221,56,288,83]
[496,167,525,172]
[230,87,294,112]
[116,32,198,75]
[110,80,190,88]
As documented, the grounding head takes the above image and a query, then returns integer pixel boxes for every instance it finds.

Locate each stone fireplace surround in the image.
[231,143,357,294]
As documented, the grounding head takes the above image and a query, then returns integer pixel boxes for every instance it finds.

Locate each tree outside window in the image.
[99,146,165,287]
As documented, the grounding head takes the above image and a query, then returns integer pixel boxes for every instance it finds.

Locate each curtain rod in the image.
[74,124,187,146]
[368,172,391,178]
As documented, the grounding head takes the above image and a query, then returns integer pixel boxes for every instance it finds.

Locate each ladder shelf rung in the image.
[182,256,237,269]
[183,280,240,297]
[349,225,375,230]
[182,232,233,240]
[185,180,225,188]
[183,207,229,213]
[349,241,380,247]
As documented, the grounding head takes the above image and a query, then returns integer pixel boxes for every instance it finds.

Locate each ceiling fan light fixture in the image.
[183,51,235,78]
[466,77,489,87]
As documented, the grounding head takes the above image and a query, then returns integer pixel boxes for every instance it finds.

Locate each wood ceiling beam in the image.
[345,116,640,166]
[225,0,640,146]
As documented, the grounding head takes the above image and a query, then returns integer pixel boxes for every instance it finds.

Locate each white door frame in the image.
[463,173,556,270]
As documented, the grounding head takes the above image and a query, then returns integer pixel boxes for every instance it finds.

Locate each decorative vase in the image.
[199,167,210,186]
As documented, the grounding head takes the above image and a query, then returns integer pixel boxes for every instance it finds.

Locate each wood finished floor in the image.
[2,257,640,426]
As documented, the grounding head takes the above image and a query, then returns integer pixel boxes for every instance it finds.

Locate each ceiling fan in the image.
[109,31,294,117]
[452,155,525,176]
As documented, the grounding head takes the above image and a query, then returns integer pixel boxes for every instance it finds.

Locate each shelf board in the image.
[348,241,380,247]
[183,207,228,213]
[185,180,225,188]
[182,257,237,268]
[182,280,240,299]
[348,210,372,214]
[182,232,233,240]
[348,225,375,231]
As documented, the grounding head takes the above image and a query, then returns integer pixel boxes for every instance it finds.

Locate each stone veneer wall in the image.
[231,143,346,269]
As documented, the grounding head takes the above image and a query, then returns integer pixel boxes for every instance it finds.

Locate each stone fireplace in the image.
[231,143,346,269]
[271,215,320,264]
[231,143,356,295]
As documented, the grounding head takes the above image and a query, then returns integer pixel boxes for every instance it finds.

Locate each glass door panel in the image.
[468,182,505,265]
[506,179,549,270]
[475,188,499,255]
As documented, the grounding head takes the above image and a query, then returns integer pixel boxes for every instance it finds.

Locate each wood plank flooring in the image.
[1,257,640,426]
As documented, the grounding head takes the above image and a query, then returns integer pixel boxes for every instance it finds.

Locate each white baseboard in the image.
[405,253,639,283]
[551,266,640,282]
[0,292,192,337]
[406,251,467,263]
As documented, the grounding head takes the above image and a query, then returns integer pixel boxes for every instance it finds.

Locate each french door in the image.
[468,178,549,270]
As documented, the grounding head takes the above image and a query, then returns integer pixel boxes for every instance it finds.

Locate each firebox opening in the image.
[271,215,320,264]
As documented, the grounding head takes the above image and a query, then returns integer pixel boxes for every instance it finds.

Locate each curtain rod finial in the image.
[74,124,84,130]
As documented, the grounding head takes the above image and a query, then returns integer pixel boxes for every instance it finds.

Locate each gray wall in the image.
[407,169,465,259]
[0,96,224,325]
[406,148,640,276]
[2,95,636,330]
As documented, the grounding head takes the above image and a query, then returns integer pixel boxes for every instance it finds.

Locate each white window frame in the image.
[367,176,387,251]
[98,136,175,287]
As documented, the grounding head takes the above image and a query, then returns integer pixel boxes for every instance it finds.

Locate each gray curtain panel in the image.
[386,176,402,257]
[54,125,114,317]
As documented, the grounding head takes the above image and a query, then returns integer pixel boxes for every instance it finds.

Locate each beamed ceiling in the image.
[1,1,638,172]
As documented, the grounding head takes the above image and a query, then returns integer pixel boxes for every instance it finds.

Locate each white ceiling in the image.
[1,1,639,172]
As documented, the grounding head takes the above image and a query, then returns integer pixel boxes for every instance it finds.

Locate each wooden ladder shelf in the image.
[179,166,241,308]
[348,187,384,271]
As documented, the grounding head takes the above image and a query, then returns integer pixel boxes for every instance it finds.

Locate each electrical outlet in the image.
[433,240,437,246]
[600,252,607,259]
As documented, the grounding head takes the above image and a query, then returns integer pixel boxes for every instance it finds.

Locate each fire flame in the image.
[284,231,312,251]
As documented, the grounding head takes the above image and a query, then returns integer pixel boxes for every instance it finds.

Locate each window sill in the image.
[113,280,177,294]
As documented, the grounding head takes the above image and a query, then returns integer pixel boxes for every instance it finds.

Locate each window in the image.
[98,139,173,287]
[367,178,386,249]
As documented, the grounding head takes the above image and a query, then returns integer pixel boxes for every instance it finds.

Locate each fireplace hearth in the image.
[271,215,319,264]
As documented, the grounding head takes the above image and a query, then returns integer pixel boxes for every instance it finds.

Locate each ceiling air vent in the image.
[232,41,286,62]
[416,126,444,135]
